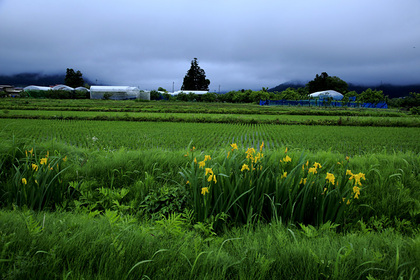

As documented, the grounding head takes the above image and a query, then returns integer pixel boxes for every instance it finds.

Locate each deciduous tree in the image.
[306,72,348,93]
[64,68,84,88]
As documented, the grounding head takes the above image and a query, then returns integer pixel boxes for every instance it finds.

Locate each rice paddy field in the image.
[0,99,419,279]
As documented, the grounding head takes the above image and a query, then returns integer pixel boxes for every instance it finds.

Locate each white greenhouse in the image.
[90,86,149,100]
[75,87,90,92]
[24,85,52,91]
[172,90,209,95]
[309,90,343,100]
[52,84,74,91]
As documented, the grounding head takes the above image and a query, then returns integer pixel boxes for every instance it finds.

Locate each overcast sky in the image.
[1,0,419,91]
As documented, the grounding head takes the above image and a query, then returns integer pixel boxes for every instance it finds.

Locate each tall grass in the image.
[0,142,71,210]
[0,210,418,279]
[1,141,419,230]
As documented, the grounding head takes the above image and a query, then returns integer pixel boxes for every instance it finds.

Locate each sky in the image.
[0,0,419,91]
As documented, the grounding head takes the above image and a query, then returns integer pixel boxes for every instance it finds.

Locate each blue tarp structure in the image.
[259,100,388,109]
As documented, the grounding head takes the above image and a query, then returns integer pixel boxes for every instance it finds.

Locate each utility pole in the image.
[218,85,221,94]
[172,82,174,93]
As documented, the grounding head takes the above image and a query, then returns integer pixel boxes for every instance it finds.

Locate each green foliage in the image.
[64,68,84,88]
[201,92,218,102]
[0,210,418,279]
[307,72,348,93]
[389,92,420,109]
[0,98,419,279]
[150,90,162,100]
[181,58,210,91]
[103,93,113,100]
[411,106,420,115]
[359,88,385,104]
[180,144,366,229]
[140,185,189,218]
[275,87,308,100]
[0,145,72,210]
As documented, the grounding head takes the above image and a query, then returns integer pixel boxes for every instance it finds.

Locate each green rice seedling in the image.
[2,119,420,155]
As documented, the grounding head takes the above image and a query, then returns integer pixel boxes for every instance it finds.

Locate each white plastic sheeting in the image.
[90,86,146,100]
[172,90,209,95]
[138,91,150,100]
[309,90,343,100]
[24,85,52,91]
[52,84,74,91]
[75,87,90,92]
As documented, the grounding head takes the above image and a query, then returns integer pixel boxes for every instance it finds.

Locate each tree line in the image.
[149,86,397,105]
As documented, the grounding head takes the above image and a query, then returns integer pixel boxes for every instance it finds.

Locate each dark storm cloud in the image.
[0,0,419,90]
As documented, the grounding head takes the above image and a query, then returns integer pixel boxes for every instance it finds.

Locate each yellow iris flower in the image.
[201,187,209,195]
[313,162,322,169]
[349,172,365,186]
[230,143,238,150]
[241,164,250,172]
[325,173,335,185]
[32,164,39,171]
[40,158,48,165]
[353,185,360,199]
[308,167,317,174]
[282,155,292,163]
[198,161,205,168]
[22,178,27,185]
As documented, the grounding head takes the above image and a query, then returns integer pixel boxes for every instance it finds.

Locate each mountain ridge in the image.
[0,73,94,87]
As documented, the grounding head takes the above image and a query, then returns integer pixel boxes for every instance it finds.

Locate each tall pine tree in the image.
[181,58,210,91]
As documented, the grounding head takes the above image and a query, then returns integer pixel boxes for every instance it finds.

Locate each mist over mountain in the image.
[0,73,93,87]
[269,82,420,98]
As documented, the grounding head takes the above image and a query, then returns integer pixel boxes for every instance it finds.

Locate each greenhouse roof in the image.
[309,90,343,100]
[24,85,52,91]
[75,87,90,92]
[90,86,139,92]
[172,90,209,95]
[52,84,74,91]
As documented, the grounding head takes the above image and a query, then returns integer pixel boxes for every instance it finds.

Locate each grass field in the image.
[0,99,419,279]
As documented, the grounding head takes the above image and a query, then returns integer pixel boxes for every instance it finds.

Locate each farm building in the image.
[90,86,149,100]
[309,90,343,100]
[0,85,22,97]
